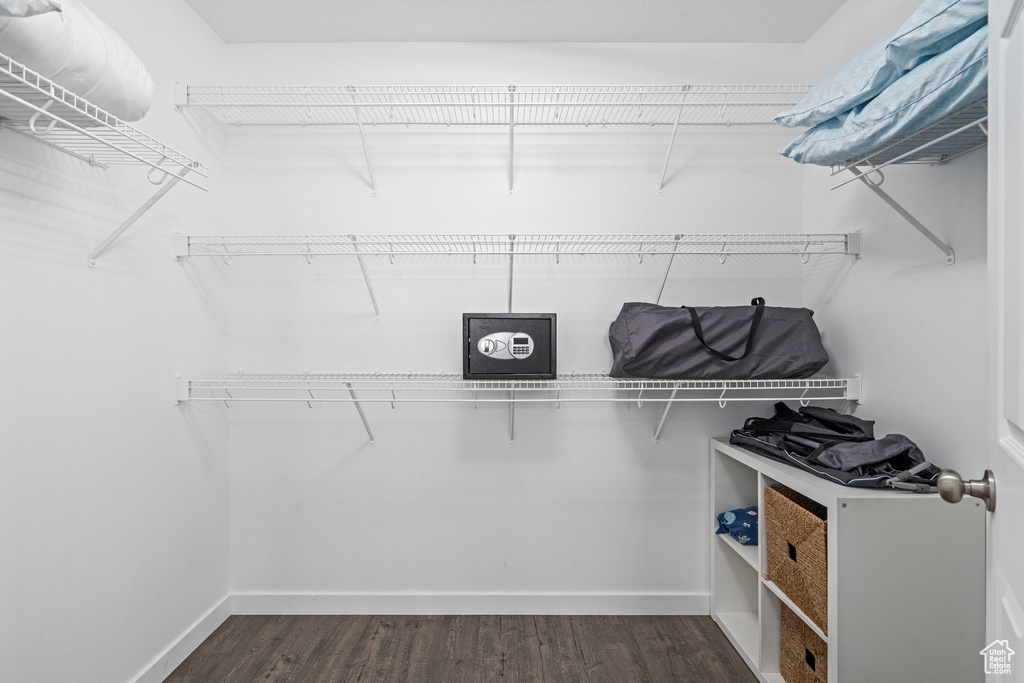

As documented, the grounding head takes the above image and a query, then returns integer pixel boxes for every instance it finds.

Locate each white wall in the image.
[0,2,232,682]
[801,0,988,474]
[3,0,990,678]
[187,41,834,614]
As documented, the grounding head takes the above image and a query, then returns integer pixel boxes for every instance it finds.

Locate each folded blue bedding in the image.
[775,0,987,129]
[715,506,758,546]
[779,23,988,167]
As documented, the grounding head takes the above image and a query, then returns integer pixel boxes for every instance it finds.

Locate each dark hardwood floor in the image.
[164,614,757,682]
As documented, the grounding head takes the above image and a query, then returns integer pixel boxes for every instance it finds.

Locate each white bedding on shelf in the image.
[779,23,988,167]
[774,0,987,129]
[0,0,154,121]
[0,0,61,17]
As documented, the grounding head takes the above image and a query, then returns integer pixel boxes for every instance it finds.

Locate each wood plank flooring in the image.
[164,615,757,682]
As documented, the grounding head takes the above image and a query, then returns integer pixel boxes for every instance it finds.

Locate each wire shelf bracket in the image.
[827,98,988,266]
[847,166,955,265]
[88,166,192,266]
[351,98,378,197]
[508,86,515,195]
[346,381,375,446]
[175,373,862,445]
[657,103,685,195]
[349,235,381,321]
[0,53,208,266]
[509,390,516,445]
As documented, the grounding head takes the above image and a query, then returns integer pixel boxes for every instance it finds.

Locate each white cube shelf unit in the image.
[710,437,985,683]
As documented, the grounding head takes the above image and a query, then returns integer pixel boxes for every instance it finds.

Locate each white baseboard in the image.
[230,592,709,616]
[130,594,232,683]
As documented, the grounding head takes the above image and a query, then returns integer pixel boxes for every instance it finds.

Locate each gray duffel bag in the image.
[608,298,829,380]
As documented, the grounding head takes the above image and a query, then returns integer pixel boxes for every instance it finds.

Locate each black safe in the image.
[463,313,557,380]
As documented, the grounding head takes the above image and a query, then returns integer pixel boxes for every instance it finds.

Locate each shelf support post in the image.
[88,167,191,267]
[508,233,516,313]
[509,390,516,445]
[657,103,684,195]
[655,235,681,305]
[847,166,955,265]
[352,102,378,197]
[345,382,375,447]
[653,385,679,445]
[350,235,381,321]
[508,86,516,196]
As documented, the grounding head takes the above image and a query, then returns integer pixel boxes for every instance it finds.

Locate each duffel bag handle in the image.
[683,297,765,362]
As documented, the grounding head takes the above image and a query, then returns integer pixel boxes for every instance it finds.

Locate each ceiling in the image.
[182,0,848,44]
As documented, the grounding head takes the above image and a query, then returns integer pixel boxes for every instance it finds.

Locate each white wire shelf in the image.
[176,83,813,196]
[176,232,859,259]
[175,231,861,321]
[0,52,209,265]
[827,97,988,266]
[830,97,988,175]
[0,53,207,182]
[176,373,861,445]
[178,84,814,127]
[178,373,859,399]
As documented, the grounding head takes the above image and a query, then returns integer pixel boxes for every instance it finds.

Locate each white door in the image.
[987,1,1024,679]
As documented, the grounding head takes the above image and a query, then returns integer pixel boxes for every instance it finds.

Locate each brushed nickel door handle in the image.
[937,469,996,512]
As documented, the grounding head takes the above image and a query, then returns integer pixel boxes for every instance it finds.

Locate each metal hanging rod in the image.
[176,84,813,127]
[0,52,209,266]
[176,232,859,259]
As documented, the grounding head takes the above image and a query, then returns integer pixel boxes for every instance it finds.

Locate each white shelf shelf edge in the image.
[830,97,988,174]
[177,83,811,194]
[717,533,759,571]
[762,579,828,644]
[179,83,814,127]
[177,374,860,445]
[175,232,860,316]
[0,52,209,265]
[176,373,860,404]
[176,232,859,260]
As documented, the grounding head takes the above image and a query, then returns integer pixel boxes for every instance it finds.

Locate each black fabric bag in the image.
[608,298,828,380]
[730,402,940,492]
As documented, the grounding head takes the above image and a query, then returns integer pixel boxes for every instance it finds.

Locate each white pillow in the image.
[0,0,61,18]
[0,0,154,121]
[779,23,989,166]
[775,0,987,128]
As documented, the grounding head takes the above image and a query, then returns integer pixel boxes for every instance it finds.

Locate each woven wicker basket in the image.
[764,484,828,634]
[780,604,828,683]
